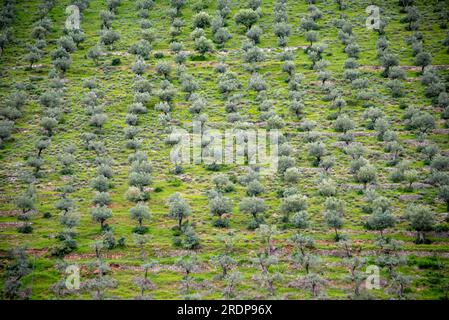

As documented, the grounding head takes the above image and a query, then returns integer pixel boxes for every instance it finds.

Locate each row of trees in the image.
[273,0,291,47]
[279,3,346,240]
[165,2,201,250]
[369,8,441,246]
[15,0,86,235]
[236,2,278,232]
[52,144,79,257]
[399,5,449,230]
[124,2,154,239]
[17,0,62,248]
[99,0,120,50]
[52,0,96,259]
[87,1,117,238]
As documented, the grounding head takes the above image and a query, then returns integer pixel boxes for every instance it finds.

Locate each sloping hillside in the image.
[0,0,449,300]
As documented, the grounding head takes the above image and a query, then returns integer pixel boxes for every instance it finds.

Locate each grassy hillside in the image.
[0,0,449,300]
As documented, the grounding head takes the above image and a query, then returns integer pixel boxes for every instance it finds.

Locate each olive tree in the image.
[252,253,281,296]
[345,42,360,58]
[280,194,308,222]
[305,30,318,48]
[130,202,151,233]
[155,62,172,79]
[91,205,113,230]
[246,180,265,196]
[218,71,241,96]
[129,167,152,192]
[307,141,326,166]
[211,174,233,193]
[214,27,232,48]
[194,36,213,57]
[324,209,344,241]
[93,192,111,207]
[438,185,449,211]
[35,136,51,157]
[15,185,36,226]
[89,113,108,130]
[365,208,396,238]
[282,60,295,81]
[248,73,267,92]
[408,111,435,140]
[134,262,156,299]
[431,155,449,172]
[274,22,291,47]
[107,0,122,13]
[239,196,266,229]
[129,39,151,60]
[403,169,419,190]
[132,58,147,75]
[415,51,432,72]
[381,53,399,77]
[168,192,191,228]
[374,118,390,141]
[333,114,355,133]
[443,31,449,53]
[0,120,13,146]
[0,29,13,54]
[176,254,198,294]
[68,29,86,48]
[301,18,318,32]
[331,97,347,113]
[57,36,76,53]
[298,273,327,298]
[209,194,232,227]
[40,117,58,136]
[179,74,198,99]
[290,233,317,274]
[257,224,279,256]
[81,246,117,299]
[24,45,43,69]
[355,164,377,189]
[318,178,337,197]
[91,175,111,192]
[277,155,295,173]
[3,247,32,300]
[100,10,115,29]
[193,11,211,29]
[58,151,76,175]
[363,107,384,130]
[52,56,72,74]
[171,0,186,15]
[246,25,262,44]
[284,167,300,184]
[100,29,120,49]
[421,144,439,165]
[223,271,242,298]
[211,254,236,279]
[31,25,48,40]
[400,6,420,31]
[234,9,259,30]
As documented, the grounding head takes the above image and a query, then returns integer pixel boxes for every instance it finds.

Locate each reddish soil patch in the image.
[0,210,19,217]
[64,252,124,261]
[0,222,24,228]
[27,248,49,257]
[360,64,449,71]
